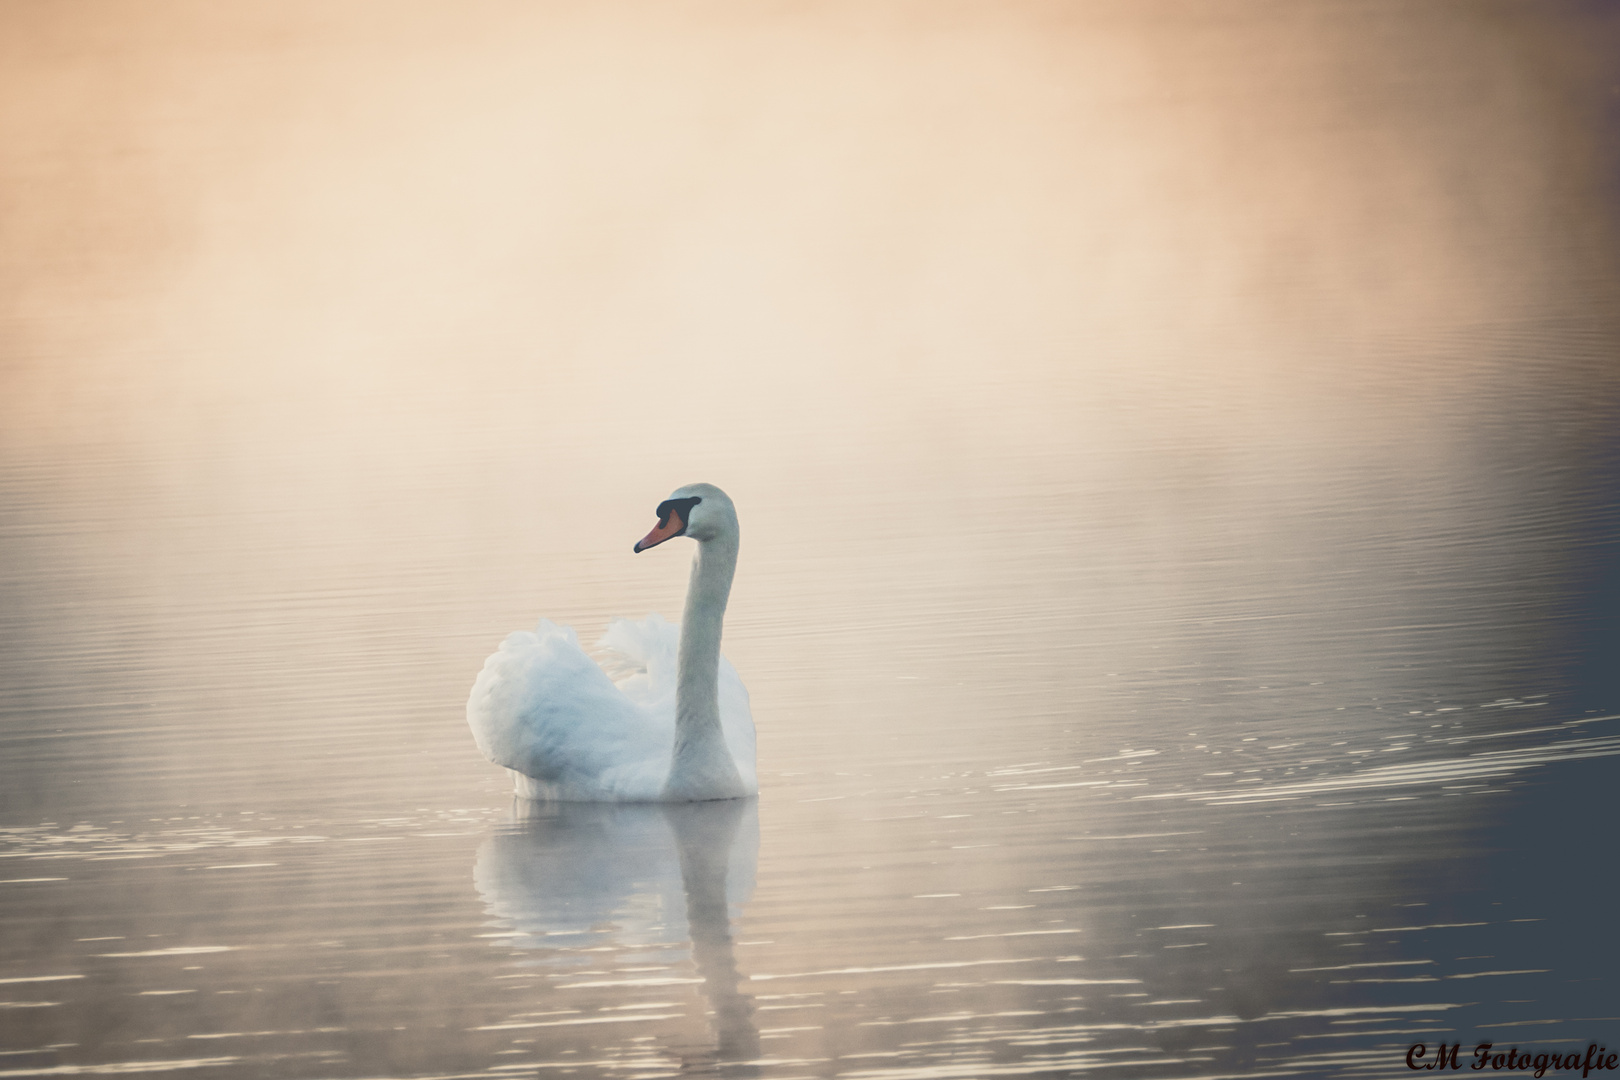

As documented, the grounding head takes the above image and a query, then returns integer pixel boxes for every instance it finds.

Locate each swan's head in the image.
[633,483,737,553]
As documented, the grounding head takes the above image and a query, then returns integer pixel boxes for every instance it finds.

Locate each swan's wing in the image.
[468,620,672,799]
[599,615,756,792]
[597,613,678,708]
[595,613,757,794]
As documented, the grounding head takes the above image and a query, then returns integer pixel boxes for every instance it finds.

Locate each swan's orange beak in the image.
[633,505,687,553]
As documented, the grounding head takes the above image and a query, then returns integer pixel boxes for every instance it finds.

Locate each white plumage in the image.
[467,614,757,801]
[467,483,757,802]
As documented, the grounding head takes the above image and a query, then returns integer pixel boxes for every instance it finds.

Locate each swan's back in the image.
[468,616,756,801]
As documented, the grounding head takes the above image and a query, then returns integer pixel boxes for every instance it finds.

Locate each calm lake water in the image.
[2,3,1618,1078]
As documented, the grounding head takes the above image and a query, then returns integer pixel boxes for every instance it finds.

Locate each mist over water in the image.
[2,3,1618,1077]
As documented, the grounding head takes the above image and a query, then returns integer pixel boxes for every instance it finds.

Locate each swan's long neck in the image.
[666,533,746,800]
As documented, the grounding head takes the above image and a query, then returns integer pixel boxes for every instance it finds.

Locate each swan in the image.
[467,483,756,802]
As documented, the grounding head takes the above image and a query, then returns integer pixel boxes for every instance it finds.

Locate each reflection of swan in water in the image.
[474,798,759,1062]
[468,483,756,802]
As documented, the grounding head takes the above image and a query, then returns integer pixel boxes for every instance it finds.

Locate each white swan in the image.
[467,483,757,802]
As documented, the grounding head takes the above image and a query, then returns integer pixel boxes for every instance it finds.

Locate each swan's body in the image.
[468,483,756,802]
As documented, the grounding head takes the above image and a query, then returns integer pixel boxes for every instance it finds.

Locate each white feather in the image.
[468,613,757,801]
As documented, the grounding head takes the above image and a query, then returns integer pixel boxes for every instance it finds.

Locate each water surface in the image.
[2,3,1618,1077]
